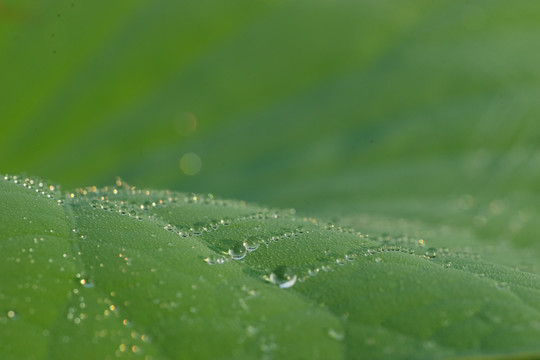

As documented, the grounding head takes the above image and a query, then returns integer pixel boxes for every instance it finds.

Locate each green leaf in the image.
[2,175,540,360]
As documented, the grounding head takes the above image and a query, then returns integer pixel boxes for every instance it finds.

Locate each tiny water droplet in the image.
[229,243,247,260]
[269,266,297,288]
[7,310,17,319]
[336,258,345,265]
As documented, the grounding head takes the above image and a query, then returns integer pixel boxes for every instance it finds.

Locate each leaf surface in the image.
[2,176,540,359]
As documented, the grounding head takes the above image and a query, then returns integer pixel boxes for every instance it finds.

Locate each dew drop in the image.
[164,224,176,232]
[243,236,260,252]
[321,265,331,272]
[269,266,297,289]
[79,278,94,288]
[190,222,207,235]
[204,255,225,265]
[328,328,345,341]
[229,243,247,260]
[345,253,356,261]
[425,248,437,259]
[308,268,319,276]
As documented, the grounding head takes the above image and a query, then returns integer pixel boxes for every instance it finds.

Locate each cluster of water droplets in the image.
[3,174,63,204]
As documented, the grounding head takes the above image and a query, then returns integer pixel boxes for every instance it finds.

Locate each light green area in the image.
[1,177,540,360]
[1,0,540,358]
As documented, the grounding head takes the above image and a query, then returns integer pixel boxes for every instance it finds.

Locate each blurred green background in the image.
[1,0,540,252]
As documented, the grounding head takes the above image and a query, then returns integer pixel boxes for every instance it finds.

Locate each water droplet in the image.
[229,243,247,260]
[79,278,94,288]
[308,268,319,276]
[7,310,17,319]
[246,325,259,337]
[243,236,260,252]
[204,255,225,265]
[101,202,112,211]
[345,253,356,261]
[269,266,297,289]
[328,328,345,341]
[164,224,175,232]
[190,222,207,235]
[336,258,345,265]
[90,200,100,208]
[425,248,437,258]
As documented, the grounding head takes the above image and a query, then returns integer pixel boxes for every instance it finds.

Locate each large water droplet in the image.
[269,266,297,289]
[243,236,260,252]
[228,243,247,260]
